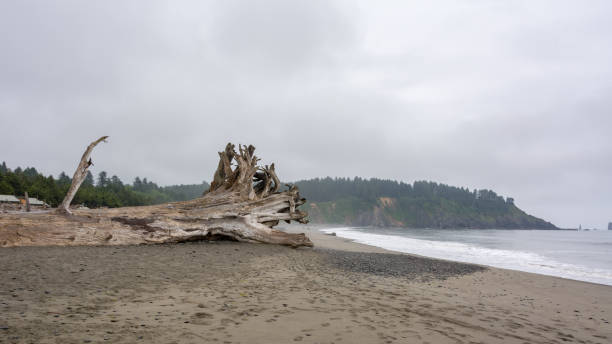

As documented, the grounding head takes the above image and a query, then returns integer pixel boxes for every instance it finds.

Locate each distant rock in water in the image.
[294,177,557,229]
[608,222,612,230]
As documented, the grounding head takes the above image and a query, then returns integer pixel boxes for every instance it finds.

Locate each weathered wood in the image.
[24,191,30,212]
[57,136,108,215]
[1,142,312,248]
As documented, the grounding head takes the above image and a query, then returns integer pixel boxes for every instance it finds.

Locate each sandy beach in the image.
[1,226,611,344]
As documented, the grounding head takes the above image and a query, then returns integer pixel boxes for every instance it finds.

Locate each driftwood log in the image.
[57,136,108,214]
[0,142,312,248]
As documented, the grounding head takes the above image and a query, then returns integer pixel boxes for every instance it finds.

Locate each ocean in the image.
[319,227,612,286]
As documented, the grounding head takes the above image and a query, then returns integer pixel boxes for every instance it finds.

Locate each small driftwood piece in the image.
[24,191,30,212]
[0,142,312,248]
[57,136,108,214]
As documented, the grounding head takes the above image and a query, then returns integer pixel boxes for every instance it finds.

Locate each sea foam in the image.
[320,227,612,286]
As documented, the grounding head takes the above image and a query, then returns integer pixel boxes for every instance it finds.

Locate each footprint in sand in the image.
[194,312,213,319]
[220,318,238,326]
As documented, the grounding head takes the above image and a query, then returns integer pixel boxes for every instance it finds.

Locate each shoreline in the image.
[1,226,610,343]
[289,224,612,287]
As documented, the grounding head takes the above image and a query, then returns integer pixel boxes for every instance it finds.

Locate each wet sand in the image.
[1,226,611,344]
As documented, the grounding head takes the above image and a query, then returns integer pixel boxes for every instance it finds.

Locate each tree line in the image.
[294,177,514,210]
[1,162,553,228]
[0,161,208,208]
[0,163,514,212]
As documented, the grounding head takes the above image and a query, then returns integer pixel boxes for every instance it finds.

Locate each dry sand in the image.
[1,225,611,344]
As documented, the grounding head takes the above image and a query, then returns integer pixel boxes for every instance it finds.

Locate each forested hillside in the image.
[0,161,556,229]
[0,162,208,208]
[294,177,556,229]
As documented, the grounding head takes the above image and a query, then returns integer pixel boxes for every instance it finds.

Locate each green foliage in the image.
[83,171,94,186]
[97,171,108,188]
[295,177,556,229]
[57,172,71,185]
[0,161,209,208]
[0,179,14,194]
[0,162,8,174]
[0,161,554,229]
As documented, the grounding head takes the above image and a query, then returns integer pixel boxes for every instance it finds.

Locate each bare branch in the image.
[56,136,108,215]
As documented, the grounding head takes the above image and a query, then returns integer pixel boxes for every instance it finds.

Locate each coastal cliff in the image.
[296,178,557,229]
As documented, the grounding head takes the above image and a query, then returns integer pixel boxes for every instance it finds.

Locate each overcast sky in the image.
[1,0,611,228]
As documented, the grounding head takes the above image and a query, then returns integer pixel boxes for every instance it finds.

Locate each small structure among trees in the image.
[0,195,19,204]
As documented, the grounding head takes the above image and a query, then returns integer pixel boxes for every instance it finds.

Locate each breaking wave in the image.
[320,227,612,286]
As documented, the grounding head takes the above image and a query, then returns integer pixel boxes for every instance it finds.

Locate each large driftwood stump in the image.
[0,143,312,248]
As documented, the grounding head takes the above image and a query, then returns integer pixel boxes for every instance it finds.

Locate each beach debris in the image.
[57,136,108,215]
[1,142,312,248]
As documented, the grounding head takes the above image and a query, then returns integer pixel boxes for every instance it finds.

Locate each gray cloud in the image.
[1,0,611,228]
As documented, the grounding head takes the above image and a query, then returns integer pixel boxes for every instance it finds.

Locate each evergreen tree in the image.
[23,167,39,179]
[110,175,123,186]
[97,171,108,188]
[83,171,95,186]
[0,180,14,194]
[57,172,71,185]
